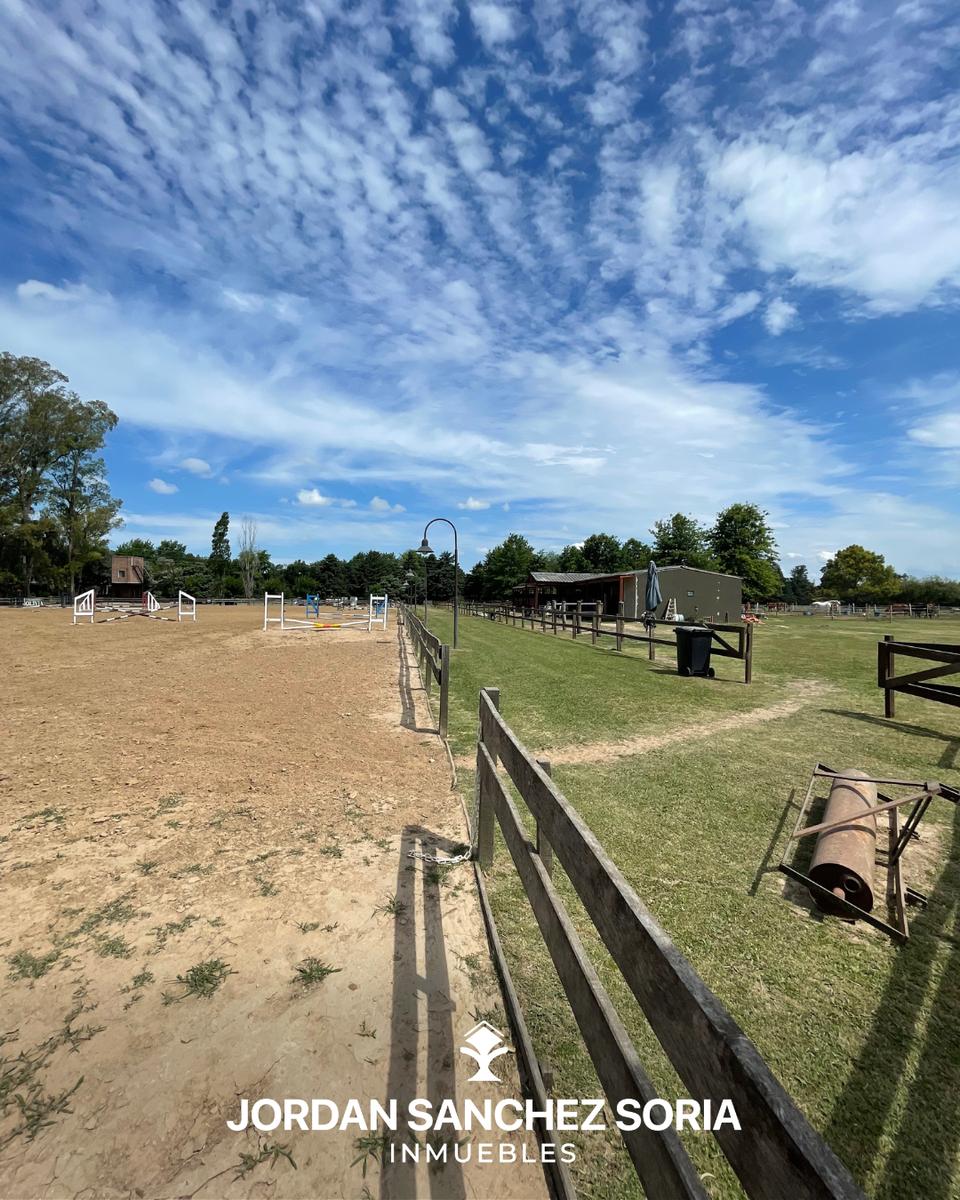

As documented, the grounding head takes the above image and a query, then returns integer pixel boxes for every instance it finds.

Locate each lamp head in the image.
[416,537,433,555]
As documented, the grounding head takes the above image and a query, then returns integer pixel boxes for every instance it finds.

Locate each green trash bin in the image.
[675,625,715,677]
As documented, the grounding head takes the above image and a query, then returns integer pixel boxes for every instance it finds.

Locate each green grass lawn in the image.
[423,607,960,1200]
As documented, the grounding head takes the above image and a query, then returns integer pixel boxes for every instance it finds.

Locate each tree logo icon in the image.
[460,1020,513,1083]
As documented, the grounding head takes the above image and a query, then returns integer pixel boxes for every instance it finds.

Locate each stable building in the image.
[108,555,146,599]
[519,566,742,622]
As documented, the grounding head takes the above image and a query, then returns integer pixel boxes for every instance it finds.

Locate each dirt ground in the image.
[0,605,547,1200]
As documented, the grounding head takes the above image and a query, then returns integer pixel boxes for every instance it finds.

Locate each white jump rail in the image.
[73,588,95,624]
[178,590,196,622]
[143,590,160,613]
[263,592,388,632]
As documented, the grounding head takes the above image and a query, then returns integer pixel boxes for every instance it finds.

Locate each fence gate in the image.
[878,635,960,717]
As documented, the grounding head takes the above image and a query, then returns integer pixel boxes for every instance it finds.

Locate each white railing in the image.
[178,591,196,622]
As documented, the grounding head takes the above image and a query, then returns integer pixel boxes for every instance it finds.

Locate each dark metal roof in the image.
[529,566,741,584]
[528,572,608,584]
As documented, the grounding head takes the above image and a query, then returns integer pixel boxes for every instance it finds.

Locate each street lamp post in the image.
[414,518,459,648]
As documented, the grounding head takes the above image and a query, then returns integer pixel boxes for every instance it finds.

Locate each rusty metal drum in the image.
[808,769,878,915]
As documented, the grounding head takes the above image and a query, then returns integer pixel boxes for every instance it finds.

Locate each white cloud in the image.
[711,140,960,311]
[148,478,178,494]
[180,457,213,476]
[763,298,799,336]
[2,1,959,575]
[370,496,406,513]
[458,496,490,510]
[470,2,516,48]
[16,279,93,303]
[296,488,334,507]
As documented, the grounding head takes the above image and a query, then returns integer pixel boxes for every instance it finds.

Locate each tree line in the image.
[3,352,957,607]
[465,514,960,606]
[114,521,465,603]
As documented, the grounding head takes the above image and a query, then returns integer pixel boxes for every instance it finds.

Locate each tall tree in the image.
[820,545,900,602]
[48,400,121,595]
[480,533,536,599]
[785,564,814,604]
[621,538,653,571]
[237,516,259,599]
[209,512,231,593]
[557,543,589,572]
[650,513,715,569]
[0,353,118,593]
[708,503,781,601]
[580,533,625,573]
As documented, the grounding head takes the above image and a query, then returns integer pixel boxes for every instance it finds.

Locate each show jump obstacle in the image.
[263,593,388,632]
[72,589,196,625]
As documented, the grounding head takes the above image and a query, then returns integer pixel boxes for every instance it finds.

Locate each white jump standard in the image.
[263,593,388,632]
[71,589,198,625]
[73,588,95,624]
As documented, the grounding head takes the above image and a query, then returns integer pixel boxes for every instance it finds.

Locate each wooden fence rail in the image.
[476,687,862,1200]
[451,600,754,683]
[879,634,960,717]
[398,603,450,737]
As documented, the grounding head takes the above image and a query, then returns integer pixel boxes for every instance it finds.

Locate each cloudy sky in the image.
[2,0,958,572]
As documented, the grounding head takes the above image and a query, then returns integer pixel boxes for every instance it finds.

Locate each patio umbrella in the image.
[645,561,662,616]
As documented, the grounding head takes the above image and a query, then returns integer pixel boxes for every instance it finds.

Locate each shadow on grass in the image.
[381,825,466,1200]
[824,709,960,771]
[825,803,960,1199]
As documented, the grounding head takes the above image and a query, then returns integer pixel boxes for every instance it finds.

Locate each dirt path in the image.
[456,679,828,768]
[0,607,546,1199]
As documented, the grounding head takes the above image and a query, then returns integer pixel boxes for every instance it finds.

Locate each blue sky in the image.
[1,0,958,573]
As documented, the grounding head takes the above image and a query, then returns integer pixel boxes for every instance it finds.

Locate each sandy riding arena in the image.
[1,606,545,1200]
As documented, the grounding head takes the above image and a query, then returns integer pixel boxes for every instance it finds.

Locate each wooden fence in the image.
[879,634,960,717]
[398,603,451,737]
[476,687,862,1199]
[457,601,754,684]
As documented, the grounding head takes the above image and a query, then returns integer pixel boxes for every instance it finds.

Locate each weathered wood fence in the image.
[455,600,754,683]
[398,603,451,737]
[879,634,960,717]
[476,686,862,1200]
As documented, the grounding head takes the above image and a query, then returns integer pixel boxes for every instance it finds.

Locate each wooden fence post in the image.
[616,601,624,652]
[477,687,500,868]
[574,602,582,638]
[553,609,558,636]
[881,635,895,717]
[536,758,554,878]
[439,643,450,738]
[592,612,598,645]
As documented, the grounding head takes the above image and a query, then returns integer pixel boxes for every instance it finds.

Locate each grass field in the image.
[423,607,960,1200]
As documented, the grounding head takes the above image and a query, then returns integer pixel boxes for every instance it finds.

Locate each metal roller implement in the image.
[808,769,878,915]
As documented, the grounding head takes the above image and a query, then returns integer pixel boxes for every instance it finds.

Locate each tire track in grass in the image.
[456,680,829,767]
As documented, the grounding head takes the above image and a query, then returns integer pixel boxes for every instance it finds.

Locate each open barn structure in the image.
[515,565,742,622]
